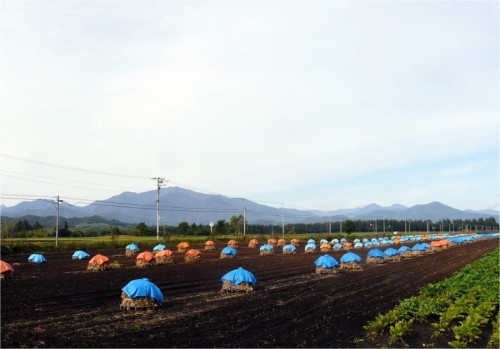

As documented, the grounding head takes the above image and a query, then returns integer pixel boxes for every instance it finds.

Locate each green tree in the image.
[215,219,226,236]
[343,220,355,234]
[229,215,244,234]
[110,226,121,236]
[178,221,190,235]
[135,222,148,236]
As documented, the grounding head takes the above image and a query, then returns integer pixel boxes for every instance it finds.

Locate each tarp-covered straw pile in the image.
[125,243,139,257]
[87,254,110,272]
[0,260,14,279]
[184,249,201,263]
[220,267,256,293]
[155,250,174,265]
[340,252,363,271]
[259,244,274,256]
[366,249,385,264]
[120,278,164,310]
[314,254,339,274]
[220,246,237,259]
[248,238,259,248]
[204,240,215,250]
[177,242,189,253]
[136,251,155,268]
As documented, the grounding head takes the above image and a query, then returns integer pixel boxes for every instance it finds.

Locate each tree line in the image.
[2,214,497,239]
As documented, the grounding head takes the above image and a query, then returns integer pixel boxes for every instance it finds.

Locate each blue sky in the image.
[1,1,498,212]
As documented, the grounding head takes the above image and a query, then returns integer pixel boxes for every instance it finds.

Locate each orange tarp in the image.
[277,239,286,245]
[155,250,173,258]
[249,239,259,245]
[320,243,331,250]
[431,240,449,247]
[137,251,155,262]
[177,242,189,249]
[186,249,201,257]
[268,239,277,245]
[89,254,109,266]
[227,239,238,245]
[0,260,14,274]
[291,238,300,244]
[205,240,215,246]
[343,242,353,248]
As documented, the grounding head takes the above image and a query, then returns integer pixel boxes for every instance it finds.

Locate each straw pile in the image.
[411,250,424,256]
[367,257,384,264]
[0,272,13,280]
[220,253,235,259]
[385,255,401,262]
[87,262,109,272]
[125,250,138,257]
[120,292,159,310]
[205,245,215,250]
[184,255,200,263]
[305,248,315,253]
[339,262,363,271]
[400,251,413,259]
[155,256,174,265]
[220,280,254,293]
[260,250,274,256]
[135,259,153,268]
[283,249,295,255]
[315,267,338,275]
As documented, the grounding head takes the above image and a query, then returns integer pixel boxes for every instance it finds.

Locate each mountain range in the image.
[1,186,498,225]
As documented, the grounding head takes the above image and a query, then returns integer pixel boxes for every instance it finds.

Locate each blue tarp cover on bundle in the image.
[222,246,238,255]
[28,254,47,264]
[307,239,316,244]
[153,244,166,251]
[384,248,399,256]
[332,243,343,249]
[367,249,384,259]
[221,267,257,286]
[315,254,339,269]
[126,243,139,251]
[340,252,361,263]
[354,242,363,248]
[305,243,316,250]
[72,250,90,260]
[260,244,273,252]
[412,243,425,251]
[282,244,296,252]
[364,242,373,247]
[320,239,329,244]
[398,246,410,253]
[122,278,163,302]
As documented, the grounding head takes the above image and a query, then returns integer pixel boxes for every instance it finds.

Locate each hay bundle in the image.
[283,249,295,255]
[400,251,413,259]
[156,256,174,265]
[136,259,153,268]
[205,245,215,250]
[120,292,158,310]
[315,267,338,275]
[260,250,274,256]
[367,257,384,264]
[220,253,235,259]
[125,250,138,257]
[412,250,424,256]
[185,255,200,263]
[339,262,363,271]
[87,262,109,272]
[385,255,401,262]
[305,248,315,253]
[177,242,190,253]
[221,280,254,293]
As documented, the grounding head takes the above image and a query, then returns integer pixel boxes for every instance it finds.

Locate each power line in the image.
[0,153,149,179]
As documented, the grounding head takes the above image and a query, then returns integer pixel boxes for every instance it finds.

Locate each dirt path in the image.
[1,238,498,348]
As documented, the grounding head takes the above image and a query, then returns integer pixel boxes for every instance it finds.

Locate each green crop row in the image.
[364,248,499,347]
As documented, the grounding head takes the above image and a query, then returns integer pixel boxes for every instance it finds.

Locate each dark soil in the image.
[1,238,498,348]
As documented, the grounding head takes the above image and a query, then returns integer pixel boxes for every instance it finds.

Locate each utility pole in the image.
[243,207,246,236]
[329,217,332,236]
[281,205,285,237]
[55,195,63,246]
[153,177,166,241]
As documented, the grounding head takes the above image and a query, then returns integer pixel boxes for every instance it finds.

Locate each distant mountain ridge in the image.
[1,187,498,225]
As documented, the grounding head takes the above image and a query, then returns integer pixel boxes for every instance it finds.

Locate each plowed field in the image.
[1,238,498,348]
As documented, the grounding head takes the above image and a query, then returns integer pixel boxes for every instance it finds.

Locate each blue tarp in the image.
[354,242,363,248]
[315,254,339,269]
[412,243,425,251]
[398,246,410,253]
[307,239,316,244]
[28,254,47,264]
[153,244,166,251]
[384,248,399,256]
[367,249,385,259]
[353,239,360,243]
[282,244,296,252]
[72,250,90,260]
[221,267,257,286]
[320,239,329,244]
[340,252,361,263]
[305,243,316,251]
[331,238,339,244]
[364,241,373,247]
[221,246,238,255]
[126,243,139,251]
[332,243,343,249]
[260,244,273,252]
[122,278,163,302]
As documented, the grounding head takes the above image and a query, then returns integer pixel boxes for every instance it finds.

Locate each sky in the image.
[0,0,499,213]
